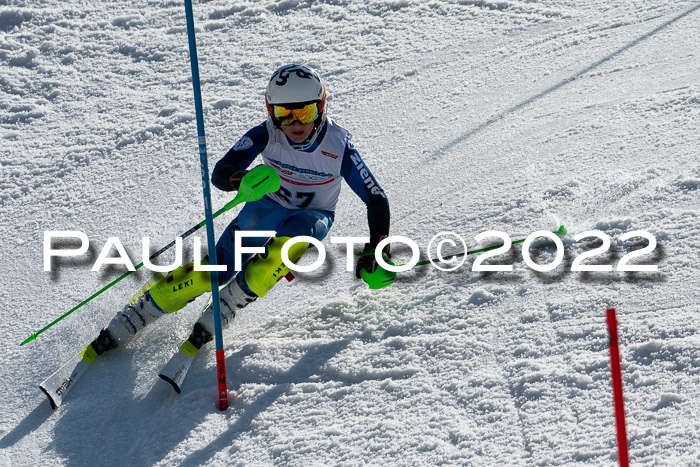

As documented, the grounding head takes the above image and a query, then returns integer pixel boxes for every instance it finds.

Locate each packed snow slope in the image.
[1,0,699,465]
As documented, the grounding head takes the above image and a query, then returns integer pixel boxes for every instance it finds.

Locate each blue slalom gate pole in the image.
[183,0,229,411]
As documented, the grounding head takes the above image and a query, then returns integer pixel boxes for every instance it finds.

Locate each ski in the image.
[158,283,236,394]
[158,339,199,393]
[40,347,95,410]
[39,273,164,409]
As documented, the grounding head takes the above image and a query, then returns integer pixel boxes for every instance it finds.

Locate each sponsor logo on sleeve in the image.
[349,153,386,198]
[233,136,254,151]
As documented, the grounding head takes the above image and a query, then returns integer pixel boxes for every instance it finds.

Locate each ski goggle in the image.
[273,103,319,126]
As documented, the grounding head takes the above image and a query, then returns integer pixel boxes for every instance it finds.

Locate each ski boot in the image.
[185,235,308,349]
[85,259,214,362]
[185,273,258,349]
[85,290,167,362]
[158,236,308,392]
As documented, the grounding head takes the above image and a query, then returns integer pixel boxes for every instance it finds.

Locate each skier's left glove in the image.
[355,242,391,279]
[228,169,249,191]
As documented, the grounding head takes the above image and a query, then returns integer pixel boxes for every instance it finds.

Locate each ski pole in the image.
[20,166,280,346]
[361,225,567,289]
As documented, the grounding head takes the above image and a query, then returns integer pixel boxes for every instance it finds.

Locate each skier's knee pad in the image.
[149,261,213,312]
[244,236,308,298]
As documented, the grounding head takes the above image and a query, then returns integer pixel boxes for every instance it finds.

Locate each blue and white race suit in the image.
[211,118,390,284]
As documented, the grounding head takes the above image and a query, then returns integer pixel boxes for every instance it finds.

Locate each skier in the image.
[84,64,391,361]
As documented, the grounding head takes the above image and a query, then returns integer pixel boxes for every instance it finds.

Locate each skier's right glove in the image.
[228,169,249,191]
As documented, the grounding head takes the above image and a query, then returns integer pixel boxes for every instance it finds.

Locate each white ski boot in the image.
[188,274,258,349]
[91,290,167,355]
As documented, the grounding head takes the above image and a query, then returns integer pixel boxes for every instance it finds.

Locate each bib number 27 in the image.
[277,187,316,208]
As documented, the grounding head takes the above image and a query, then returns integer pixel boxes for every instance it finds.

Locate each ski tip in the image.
[20,333,37,346]
[158,374,182,394]
[557,225,568,235]
[39,385,59,410]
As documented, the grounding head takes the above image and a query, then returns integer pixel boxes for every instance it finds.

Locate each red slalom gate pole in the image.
[216,349,228,406]
[607,309,629,467]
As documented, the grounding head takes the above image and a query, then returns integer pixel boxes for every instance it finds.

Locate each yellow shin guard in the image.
[149,261,213,312]
[244,237,308,298]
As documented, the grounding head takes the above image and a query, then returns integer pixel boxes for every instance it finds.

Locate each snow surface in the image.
[1,0,699,465]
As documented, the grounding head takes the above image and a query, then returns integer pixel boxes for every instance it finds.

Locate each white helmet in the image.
[265,64,326,128]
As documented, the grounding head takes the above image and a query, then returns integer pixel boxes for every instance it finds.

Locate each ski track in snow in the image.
[1,0,699,465]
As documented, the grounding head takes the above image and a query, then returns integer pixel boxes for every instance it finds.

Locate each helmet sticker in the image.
[275,65,316,86]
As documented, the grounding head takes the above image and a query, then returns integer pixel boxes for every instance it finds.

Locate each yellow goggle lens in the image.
[273,103,318,125]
